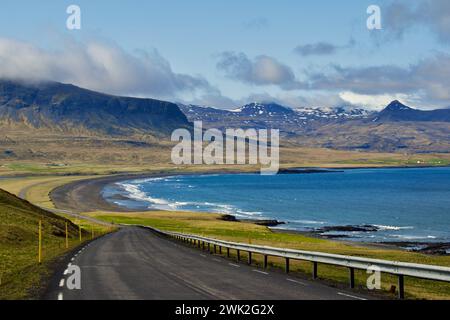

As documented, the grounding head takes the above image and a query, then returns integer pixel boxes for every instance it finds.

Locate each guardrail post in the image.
[312,262,318,279]
[237,250,241,262]
[65,222,69,249]
[38,220,42,264]
[207,243,211,253]
[226,247,230,258]
[263,255,268,269]
[398,275,405,299]
[219,246,222,254]
[285,258,290,273]
[248,252,252,265]
[349,267,355,288]
[213,245,217,254]
[202,241,205,250]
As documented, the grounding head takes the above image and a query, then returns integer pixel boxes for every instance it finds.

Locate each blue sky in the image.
[0,0,449,109]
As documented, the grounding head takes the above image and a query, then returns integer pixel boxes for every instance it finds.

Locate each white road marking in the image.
[228,263,240,268]
[63,269,69,275]
[212,258,221,262]
[252,270,268,275]
[57,293,63,300]
[337,292,367,300]
[59,279,65,287]
[67,263,72,267]
[200,254,207,258]
[70,257,75,261]
[286,278,307,286]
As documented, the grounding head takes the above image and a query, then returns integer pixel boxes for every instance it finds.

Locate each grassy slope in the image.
[0,176,97,207]
[2,143,450,177]
[90,211,450,300]
[0,189,111,300]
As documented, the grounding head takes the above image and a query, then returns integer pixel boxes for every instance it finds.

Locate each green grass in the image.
[0,189,113,300]
[92,211,450,300]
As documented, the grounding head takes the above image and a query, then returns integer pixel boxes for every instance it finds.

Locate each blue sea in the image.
[102,168,450,244]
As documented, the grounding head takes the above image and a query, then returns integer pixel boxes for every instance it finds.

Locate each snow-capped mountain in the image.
[231,102,296,116]
[178,101,450,153]
[179,102,373,134]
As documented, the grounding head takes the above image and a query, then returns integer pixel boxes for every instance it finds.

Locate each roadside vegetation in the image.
[0,189,113,300]
[91,210,450,300]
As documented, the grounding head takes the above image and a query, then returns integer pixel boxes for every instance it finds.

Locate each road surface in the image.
[45,227,374,300]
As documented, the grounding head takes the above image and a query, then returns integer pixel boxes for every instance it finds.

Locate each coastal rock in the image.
[219,214,238,222]
[252,220,286,227]
[387,242,450,256]
[316,225,379,233]
[219,214,285,227]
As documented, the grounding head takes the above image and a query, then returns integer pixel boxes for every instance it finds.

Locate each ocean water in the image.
[102,168,450,243]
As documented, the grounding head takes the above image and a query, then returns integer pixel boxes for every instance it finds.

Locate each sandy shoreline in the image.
[50,172,172,212]
[50,170,252,212]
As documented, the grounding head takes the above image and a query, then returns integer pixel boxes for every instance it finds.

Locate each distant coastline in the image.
[49,164,450,212]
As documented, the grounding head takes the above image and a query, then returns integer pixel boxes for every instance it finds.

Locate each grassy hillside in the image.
[0,188,109,300]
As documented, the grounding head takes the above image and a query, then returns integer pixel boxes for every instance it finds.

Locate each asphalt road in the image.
[45,227,374,300]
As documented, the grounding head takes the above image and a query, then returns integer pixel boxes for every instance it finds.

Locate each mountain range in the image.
[179,102,373,133]
[180,101,450,152]
[180,100,450,129]
[1,79,450,154]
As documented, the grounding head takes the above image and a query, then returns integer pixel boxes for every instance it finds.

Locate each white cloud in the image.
[0,37,213,99]
[216,52,306,90]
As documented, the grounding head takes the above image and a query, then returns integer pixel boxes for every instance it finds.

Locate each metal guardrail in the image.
[133,225,450,299]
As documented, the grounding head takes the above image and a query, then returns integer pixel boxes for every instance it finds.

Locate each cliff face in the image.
[0,80,191,136]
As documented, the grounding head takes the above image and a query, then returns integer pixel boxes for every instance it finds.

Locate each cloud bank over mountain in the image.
[0,37,215,100]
